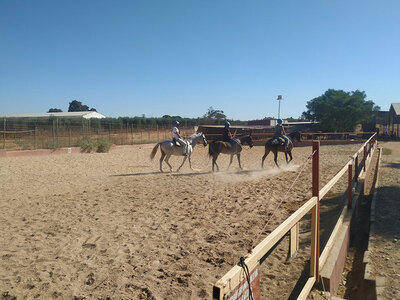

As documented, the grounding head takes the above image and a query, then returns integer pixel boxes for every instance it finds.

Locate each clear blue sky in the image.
[1,0,399,120]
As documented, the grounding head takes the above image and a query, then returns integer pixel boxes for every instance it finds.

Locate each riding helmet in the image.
[277,119,283,124]
[224,121,230,126]
[173,120,180,125]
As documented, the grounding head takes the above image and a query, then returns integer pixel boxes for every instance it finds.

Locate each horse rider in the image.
[275,119,289,150]
[222,121,238,148]
[172,120,187,155]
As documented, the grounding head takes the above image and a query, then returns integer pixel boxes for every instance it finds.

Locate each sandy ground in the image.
[369,141,400,299]
[0,142,364,299]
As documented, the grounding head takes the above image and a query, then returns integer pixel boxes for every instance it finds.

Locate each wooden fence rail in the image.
[212,132,378,300]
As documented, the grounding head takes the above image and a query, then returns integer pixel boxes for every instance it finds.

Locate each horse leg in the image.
[212,154,219,172]
[261,148,270,168]
[188,155,193,170]
[176,155,188,172]
[285,152,289,163]
[274,151,279,168]
[237,153,242,169]
[159,151,166,172]
[227,154,234,170]
[288,151,293,163]
[164,154,173,172]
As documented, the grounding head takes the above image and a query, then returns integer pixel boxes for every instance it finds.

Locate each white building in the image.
[0,111,106,119]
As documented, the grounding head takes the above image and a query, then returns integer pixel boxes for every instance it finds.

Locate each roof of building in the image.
[390,103,400,115]
[376,111,389,116]
[0,111,106,119]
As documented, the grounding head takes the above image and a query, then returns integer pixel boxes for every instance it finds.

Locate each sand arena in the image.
[0,142,363,299]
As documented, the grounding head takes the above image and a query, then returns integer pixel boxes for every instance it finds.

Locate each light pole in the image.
[277,95,282,119]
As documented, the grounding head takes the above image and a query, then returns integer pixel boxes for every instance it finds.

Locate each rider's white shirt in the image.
[172,126,180,139]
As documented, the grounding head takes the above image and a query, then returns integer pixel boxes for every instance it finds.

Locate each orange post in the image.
[311,141,320,282]
[355,156,358,181]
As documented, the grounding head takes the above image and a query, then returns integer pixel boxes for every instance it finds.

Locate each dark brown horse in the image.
[261,131,301,168]
[208,135,254,172]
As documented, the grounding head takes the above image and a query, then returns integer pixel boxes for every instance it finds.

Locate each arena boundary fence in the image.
[0,125,194,151]
[212,133,378,300]
[202,131,376,146]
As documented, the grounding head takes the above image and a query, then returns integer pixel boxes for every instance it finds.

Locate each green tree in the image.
[203,107,226,120]
[302,89,380,131]
[286,117,302,122]
[68,100,96,112]
[47,108,63,112]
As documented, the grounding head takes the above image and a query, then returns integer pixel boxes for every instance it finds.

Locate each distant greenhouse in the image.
[0,111,106,119]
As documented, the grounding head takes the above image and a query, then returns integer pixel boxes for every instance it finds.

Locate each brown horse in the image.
[261,131,301,168]
[208,135,254,172]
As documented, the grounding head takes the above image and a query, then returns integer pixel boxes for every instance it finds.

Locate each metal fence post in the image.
[52,120,55,146]
[3,117,6,149]
[126,123,129,145]
[131,123,134,145]
[69,127,72,147]
[34,126,37,150]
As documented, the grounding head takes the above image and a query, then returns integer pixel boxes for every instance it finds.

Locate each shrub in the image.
[48,141,61,150]
[382,148,392,155]
[96,139,112,153]
[78,138,112,153]
[78,138,97,153]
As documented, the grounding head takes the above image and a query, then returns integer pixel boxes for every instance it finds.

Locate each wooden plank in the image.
[356,132,376,154]
[297,277,316,300]
[310,203,318,278]
[213,196,318,297]
[289,223,299,260]
[301,131,375,135]
[213,133,378,300]
[363,146,367,172]
[348,164,353,209]
[319,160,351,200]
[223,264,261,300]
[319,205,349,268]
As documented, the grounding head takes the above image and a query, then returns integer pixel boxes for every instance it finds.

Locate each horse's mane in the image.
[235,134,252,141]
[288,131,301,141]
[188,132,203,140]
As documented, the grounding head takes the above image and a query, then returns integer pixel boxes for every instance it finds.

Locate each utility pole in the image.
[277,95,282,119]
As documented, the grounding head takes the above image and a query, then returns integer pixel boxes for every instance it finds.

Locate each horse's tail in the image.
[150,143,161,160]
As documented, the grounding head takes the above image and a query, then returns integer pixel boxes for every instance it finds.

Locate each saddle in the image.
[270,137,285,146]
[173,138,188,148]
[220,140,239,152]
[173,138,180,147]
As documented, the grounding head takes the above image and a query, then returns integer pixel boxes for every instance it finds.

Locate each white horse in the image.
[150,132,207,172]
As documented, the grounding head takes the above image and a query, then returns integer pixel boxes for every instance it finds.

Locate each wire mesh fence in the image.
[1,123,194,151]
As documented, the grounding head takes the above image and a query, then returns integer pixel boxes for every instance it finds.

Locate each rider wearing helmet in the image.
[222,121,238,147]
[274,119,289,149]
[172,120,187,155]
